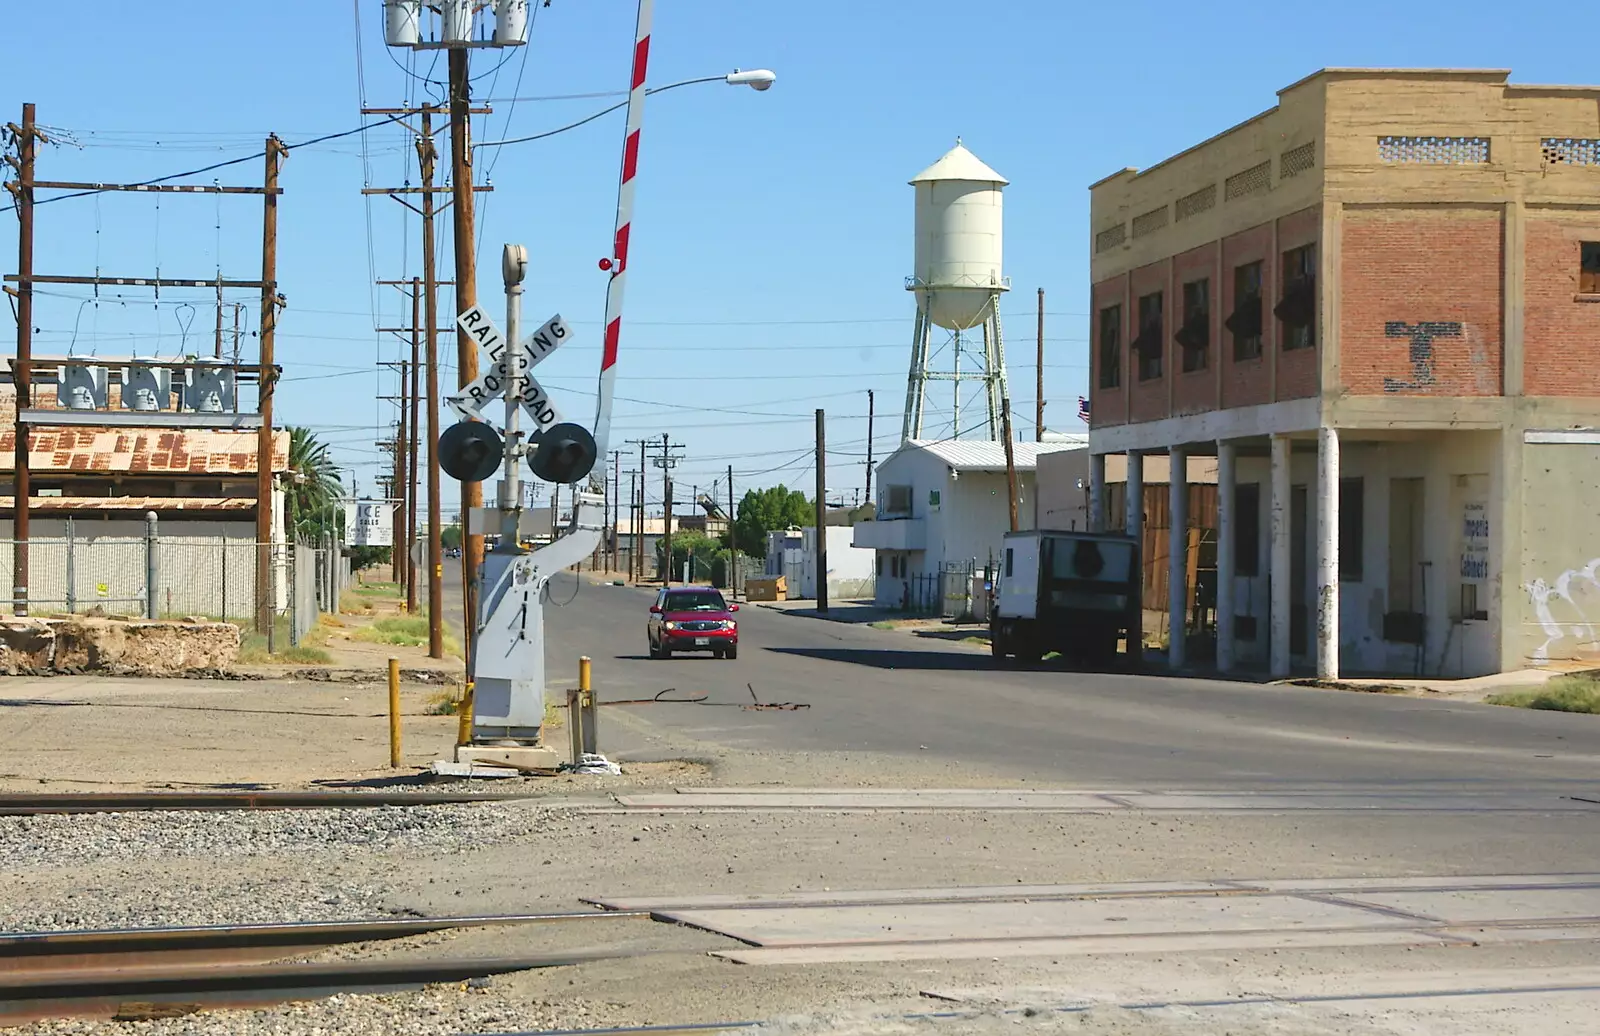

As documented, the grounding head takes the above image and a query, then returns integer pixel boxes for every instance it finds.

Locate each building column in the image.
[1269,433,1292,678]
[1316,427,1340,680]
[1215,440,1236,672]
[1168,446,1188,669]
[1126,450,1144,663]
[1087,453,1106,533]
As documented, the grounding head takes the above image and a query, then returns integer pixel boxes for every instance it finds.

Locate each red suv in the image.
[648,586,739,660]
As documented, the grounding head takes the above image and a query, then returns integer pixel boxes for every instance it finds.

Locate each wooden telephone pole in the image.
[4,104,40,616]
[447,47,483,666]
[253,136,285,635]
[1035,287,1046,441]
[363,98,489,659]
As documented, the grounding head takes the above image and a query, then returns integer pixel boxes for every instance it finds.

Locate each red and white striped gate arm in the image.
[591,0,652,468]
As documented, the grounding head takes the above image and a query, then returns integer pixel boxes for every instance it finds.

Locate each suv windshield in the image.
[664,591,727,612]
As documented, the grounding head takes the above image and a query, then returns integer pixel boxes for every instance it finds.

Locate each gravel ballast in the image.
[0,802,569,868]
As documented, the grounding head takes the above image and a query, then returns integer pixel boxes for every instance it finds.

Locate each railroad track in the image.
[0,789,547,814]
[0,910,648,1026]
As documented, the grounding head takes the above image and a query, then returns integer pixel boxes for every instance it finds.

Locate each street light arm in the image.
[473,71,773,149]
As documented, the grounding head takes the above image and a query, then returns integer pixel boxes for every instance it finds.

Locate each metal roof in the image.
[0,385,288,475]
[894,437,1084,472]
[0,495,255,513]
[908,141,1009,185]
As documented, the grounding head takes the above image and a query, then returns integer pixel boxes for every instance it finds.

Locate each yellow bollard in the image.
[578,656,598,757]
[387,658,402,768]
[456,682,474,747]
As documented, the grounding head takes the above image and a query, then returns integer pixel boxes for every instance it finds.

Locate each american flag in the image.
[1077,396,1091,422]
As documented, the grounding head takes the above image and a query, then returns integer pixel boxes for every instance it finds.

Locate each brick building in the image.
[1087,68,1600,679]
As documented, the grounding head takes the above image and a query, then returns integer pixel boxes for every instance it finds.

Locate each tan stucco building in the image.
[1086,68,1600,678]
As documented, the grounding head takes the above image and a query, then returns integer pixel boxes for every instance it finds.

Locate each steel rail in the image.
[0,951,642,1026]
[0,789,549,814]
[0,910,650,975]
[0,911,655,1025]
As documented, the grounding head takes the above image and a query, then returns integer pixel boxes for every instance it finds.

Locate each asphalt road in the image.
[518,571,1600,789]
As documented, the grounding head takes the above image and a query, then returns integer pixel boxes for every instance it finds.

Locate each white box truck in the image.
[989,529,1141,669]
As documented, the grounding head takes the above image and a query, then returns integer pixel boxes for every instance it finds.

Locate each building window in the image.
[1224,161,1271,201]
[1543,138,1600,166]
[1132,204,1169,239]
[1379,135,1490,164]
[876,553,884,577]
[1005,548,1014,579]
[1133,291,1164,382]
[1278,244,1317,350]
[1095,223,1127,253]
[1177,278,1210,373]
[1339,477,1364,581]
[1581,242,1600,294]
[1097,305,1121,389]
[884,484,912,516]
[1175,183,1216,221]
[1280,141,1316,179]
[1234,482,1261,577]
[1227,261,1264,361]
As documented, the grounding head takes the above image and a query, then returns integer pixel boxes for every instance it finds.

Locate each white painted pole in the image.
[1316,427,1340,680]
[1168,446,1188,669]
[1215,440,1236,673]
[1088,453,1106,533]
[1270,433,1292,678]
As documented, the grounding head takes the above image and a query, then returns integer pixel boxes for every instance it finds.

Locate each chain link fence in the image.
[0,522,351,653]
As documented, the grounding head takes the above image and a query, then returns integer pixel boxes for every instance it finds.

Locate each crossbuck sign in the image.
[445,305,572,433]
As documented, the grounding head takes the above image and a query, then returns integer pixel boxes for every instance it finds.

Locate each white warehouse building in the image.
[853,439,1080,612]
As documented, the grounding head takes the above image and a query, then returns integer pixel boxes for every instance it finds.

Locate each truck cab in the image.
[990,529,1141,669]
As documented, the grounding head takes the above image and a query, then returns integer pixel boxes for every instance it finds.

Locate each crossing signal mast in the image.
[420,0,649,773]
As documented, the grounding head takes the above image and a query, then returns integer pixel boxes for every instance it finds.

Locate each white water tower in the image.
[903,139,1011,442]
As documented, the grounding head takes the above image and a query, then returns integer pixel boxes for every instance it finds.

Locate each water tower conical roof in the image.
[908,140,1008,186]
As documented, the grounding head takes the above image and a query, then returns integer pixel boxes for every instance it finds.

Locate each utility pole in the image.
[647,434,684,584]
[5,104,39,616]
[815,409,828,614]
[418,113,445,659]
[1001,397,1019,532]
[609,450,622,573]
[448,46,483,668]
[1036,287,1046,441]
[865,388,874,506]
[391,364,408,584]
[662,440,673,586]
[255,135,284,636]
[726,463,736,599]
[626,438,649,582]
[407,277,421,615]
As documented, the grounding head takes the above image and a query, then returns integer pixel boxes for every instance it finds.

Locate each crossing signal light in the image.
[438,420,503,482]
[528,422,597,484]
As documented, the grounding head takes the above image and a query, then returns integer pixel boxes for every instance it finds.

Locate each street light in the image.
[724,69,776,90]
[474,68,778,150]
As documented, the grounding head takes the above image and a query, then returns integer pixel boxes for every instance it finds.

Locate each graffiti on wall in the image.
[1383,321,1462,393]
[1525,557,1600,664]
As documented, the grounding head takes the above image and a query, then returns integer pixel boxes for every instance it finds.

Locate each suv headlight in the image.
[722,620,737,630]
[663,621,678,630]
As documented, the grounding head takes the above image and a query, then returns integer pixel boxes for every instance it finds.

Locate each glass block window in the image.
[1378,136,1490,164]
[1095,222,1127,253]
[1280,141,1316,179]
[1542,138,1600,166]
[1224,161,1271,201]
[1131,205,1169,239]
[1175,183,1216,221]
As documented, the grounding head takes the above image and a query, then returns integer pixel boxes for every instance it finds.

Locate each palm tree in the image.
[285,426,344,541]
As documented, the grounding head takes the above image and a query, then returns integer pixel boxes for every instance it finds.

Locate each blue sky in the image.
[2,1,1587,518]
